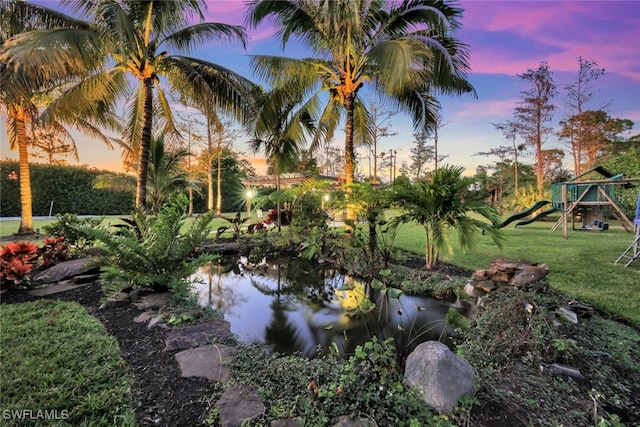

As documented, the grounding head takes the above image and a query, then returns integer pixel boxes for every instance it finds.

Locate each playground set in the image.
[496,166,640,266]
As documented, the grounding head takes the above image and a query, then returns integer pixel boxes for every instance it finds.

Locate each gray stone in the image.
[509,264,549,287]
[404,341,475,414]
[133,312,153,323]
[147,316,165,329]
[331,416,376,426]
[133,292,172,310]
[270,417,302,427]
[164,320,232,351]
[215,385,264,427]
[107,292,130,302]
[174,344,234,382]
[31,257,100,284]
[28,281,92,296]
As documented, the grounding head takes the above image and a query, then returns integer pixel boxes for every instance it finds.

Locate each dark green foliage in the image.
[42,213,103,250]
[0,161,134,216]
[456,287,640,426]
[77,195,218,298]
[228,337,442,426]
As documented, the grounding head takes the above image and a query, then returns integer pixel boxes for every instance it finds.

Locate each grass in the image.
[393,216,640,326]
[0,299,135,426]
[0,213,252,239]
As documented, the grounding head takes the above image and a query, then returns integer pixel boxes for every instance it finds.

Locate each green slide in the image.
[515,207,559,227]
[497,200,551,228]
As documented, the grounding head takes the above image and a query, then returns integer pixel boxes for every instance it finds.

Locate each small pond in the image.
[190,256,465,358]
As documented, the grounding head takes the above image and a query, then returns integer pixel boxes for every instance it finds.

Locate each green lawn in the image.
[0,213,251,239]
[393,217,640,326]
[0,300,135,426]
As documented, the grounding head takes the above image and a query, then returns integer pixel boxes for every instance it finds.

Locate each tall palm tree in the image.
[248,85,318,229]
[391,165,503,270]
[1,1,117,234]
[246,0,474,221]
[2,0,258,210]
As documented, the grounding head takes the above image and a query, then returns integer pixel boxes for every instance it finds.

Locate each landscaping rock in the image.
[174,344,234,382]
[271,417,303,427]
[133,312,153,323]
[164,320,233,351]
[510,264,549,288]
[466,258,550,298]
[28,281,92,296]
[147,316,165,329]
[331,416,377,426]
[133,292,172,310]
[404,341,475,414]
[31,257,100,284]
[215,385,265,427]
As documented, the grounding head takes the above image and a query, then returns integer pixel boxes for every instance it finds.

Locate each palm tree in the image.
[1,1,117,234]
[246,0,474,221]
[2,0,258,210]
[391,165,503,270]
[248,85,317,229]
[95,134,196,213]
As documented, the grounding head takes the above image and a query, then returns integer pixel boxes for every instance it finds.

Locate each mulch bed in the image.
[1,283,218,427]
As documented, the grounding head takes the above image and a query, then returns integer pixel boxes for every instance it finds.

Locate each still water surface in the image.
[190,256,461,357]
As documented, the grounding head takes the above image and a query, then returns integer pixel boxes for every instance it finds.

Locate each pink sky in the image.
[1,0,639,177]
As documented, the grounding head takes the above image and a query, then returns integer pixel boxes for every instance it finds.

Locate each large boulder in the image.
[404,341,475,414]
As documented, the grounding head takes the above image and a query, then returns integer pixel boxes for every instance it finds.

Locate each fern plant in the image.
[77,195,217,298]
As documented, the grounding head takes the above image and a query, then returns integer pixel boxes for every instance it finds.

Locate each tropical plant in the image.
[391,165,503,269]
[0,241,39,287]
[2,0,258,210]
[38,236,70,268]
[95,135,197,213]
[42,213,104,250]
[248,85,318,230]
[246,0,475,223]
[77,194,217,298]
[1,2,117,234]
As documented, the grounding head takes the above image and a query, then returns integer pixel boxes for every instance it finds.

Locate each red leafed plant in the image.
[0,241,39,287]
[39,236,70,268]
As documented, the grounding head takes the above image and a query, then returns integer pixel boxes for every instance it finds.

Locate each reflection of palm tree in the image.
[196,260,247,315]
[264,299,303,355]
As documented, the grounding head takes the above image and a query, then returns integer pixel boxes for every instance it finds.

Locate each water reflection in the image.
[190,257,462,358]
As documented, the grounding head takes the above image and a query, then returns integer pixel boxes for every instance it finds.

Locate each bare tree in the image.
[364,101,396,184]
[515,61,557,197]
[409,131,434,181]
[492,119,524,196]
[560,57,606,175]
[28,124,78,165]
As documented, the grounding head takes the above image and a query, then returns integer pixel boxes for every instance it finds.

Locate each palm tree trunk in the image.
[344,93,356,224]
[276,172,281,232]
[15,117,34,234]
[136,78,154,209]
[216,146,222,216]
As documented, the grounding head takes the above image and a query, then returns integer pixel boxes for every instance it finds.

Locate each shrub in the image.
[0,241,39,287]
[77,194,218,298]
[43,213,104,250]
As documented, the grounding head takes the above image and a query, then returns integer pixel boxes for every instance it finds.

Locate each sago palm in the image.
[246,0,474,221]
[2,0,258,209]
